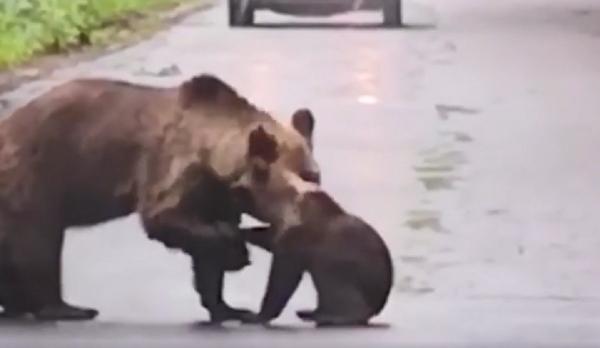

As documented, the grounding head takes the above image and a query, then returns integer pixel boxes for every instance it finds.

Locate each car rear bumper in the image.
[251,0,387,16]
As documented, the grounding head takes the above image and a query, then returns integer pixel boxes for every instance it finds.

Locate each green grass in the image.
[0,0,193,68]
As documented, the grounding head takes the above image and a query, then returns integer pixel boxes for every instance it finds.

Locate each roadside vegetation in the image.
[0,0,198,68]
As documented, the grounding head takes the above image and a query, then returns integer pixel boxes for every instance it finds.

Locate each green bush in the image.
[0,0,187,68]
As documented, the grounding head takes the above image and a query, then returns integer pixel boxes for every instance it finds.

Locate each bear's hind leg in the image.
[0,251,32,319]
[311,270,372,327]
[0,213,32,319]
[8,223,98,321]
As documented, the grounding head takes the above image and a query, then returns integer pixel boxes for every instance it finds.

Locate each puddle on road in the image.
[435,104,480,120]
[422,149,468,167]
[398,103,482,296]
[439,130,474,143]
[135,64,181,77]
[418,176,460,191]
[487,209,508,216]
[402,104,478,273]
[399,255,427,263]
[405,209,448,233]
[395,275,435,294]
[413,165,454,173]
[414,148,467,192]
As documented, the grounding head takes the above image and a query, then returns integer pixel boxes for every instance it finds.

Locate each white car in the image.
[228,0,402,27]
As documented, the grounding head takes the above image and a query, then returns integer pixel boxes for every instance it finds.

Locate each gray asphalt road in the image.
[1,0,600,346]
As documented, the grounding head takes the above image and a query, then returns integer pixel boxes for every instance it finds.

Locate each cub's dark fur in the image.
[245,191,393,326]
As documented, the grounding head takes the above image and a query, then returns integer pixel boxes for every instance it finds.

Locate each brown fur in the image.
[245,191,393,326]
[0,74,319,321]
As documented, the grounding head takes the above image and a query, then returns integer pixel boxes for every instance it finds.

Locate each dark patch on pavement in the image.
[440,131,474,143]
[414,164,454,174]
[435,104,480,120]
[135,64,182,77]
[406,210,448,233]
[487,209,508,216]
[419,176,459,191]
[573,9,592,16]
[423,150,468,166]
[399,255,427,263]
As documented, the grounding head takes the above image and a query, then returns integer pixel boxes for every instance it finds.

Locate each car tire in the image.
[229,0,254,27]
[382,0,401,27]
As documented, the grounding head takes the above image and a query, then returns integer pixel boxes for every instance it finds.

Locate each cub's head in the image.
[233,109,320,226]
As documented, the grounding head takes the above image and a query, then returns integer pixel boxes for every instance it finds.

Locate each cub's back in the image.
[314,214,393,315]
[318,215,391,272]
[279,190,393,314]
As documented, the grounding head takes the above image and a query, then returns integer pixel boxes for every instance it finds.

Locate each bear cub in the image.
[244,190,393,327]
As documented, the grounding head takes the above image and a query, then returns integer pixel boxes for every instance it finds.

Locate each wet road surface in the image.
[1,0,600,346]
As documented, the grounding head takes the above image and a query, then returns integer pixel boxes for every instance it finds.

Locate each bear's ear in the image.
[248,125,279,164]
[178,74,241,109]
[291,108,315,142]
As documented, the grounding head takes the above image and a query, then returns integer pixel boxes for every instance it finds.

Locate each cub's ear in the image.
[291,108,315,142]
[178,74,240,109]
[248,125,279,164]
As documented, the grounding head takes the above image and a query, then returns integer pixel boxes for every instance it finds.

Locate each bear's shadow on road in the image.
[191,321,391,332]
[0,319,391,336]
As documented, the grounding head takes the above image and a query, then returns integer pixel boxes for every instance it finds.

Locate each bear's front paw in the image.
[34,303,99,321]
[209,305,257,324]
[241,312,274,326]
[0,308,29,320]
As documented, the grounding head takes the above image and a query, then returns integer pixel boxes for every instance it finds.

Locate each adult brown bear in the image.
[0,75,319,321]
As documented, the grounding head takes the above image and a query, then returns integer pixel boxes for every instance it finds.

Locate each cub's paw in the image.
[296,309,319,322]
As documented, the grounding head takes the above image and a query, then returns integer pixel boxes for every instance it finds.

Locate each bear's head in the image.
[252,107,320,184]
[176,74,320,225]
[232,117,322,228]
